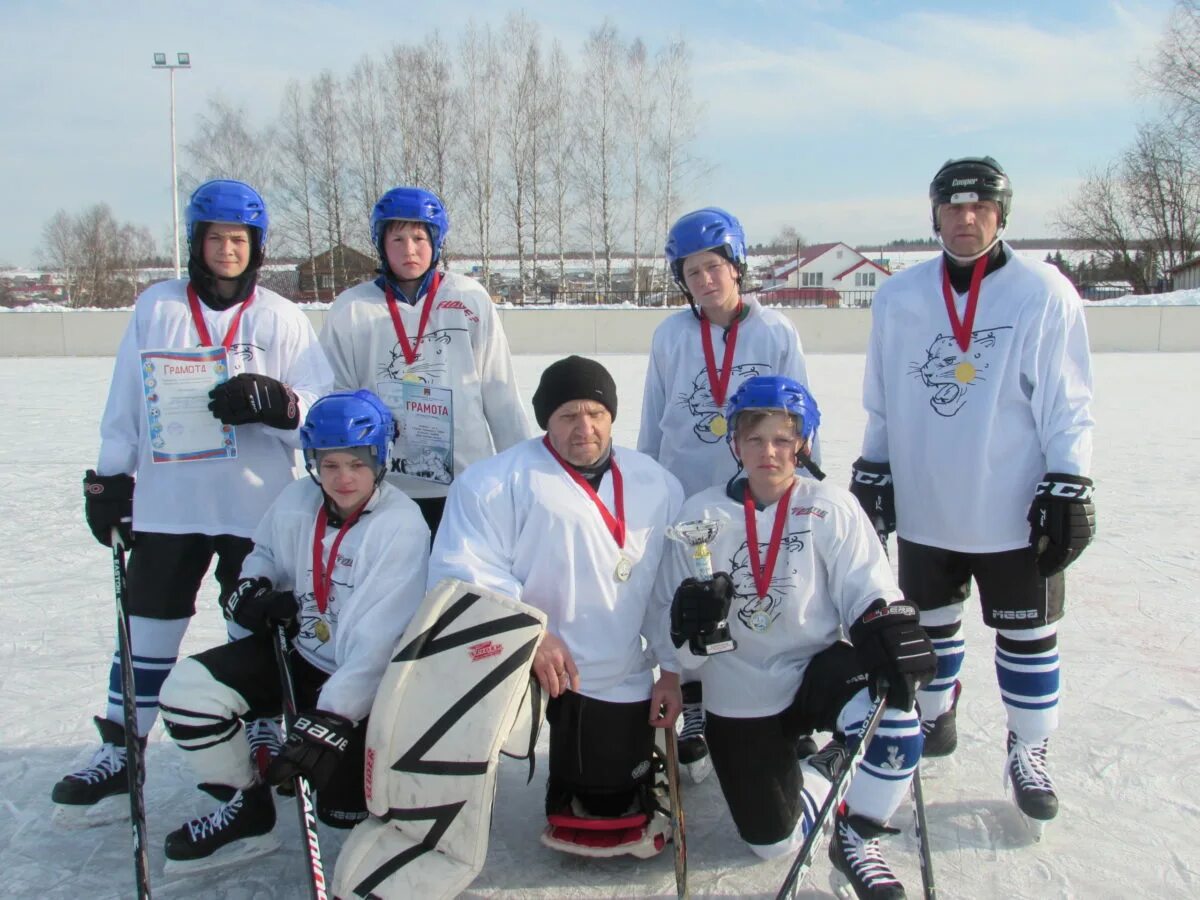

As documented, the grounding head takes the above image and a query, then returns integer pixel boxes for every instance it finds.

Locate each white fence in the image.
[1,306,1198,356]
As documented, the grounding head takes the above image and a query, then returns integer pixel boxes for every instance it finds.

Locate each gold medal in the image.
[314,619,331,643]
[614,556,633,582]
[955,361,976,383]
[402,372,422,383]
[710,414,728,437]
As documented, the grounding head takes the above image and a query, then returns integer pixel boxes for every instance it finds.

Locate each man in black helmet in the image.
[848,156,1096,842]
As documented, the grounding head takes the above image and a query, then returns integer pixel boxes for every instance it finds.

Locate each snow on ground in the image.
[1,353,1197,899]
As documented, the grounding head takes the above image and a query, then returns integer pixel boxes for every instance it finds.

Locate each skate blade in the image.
[163,832,281,875]
[828,868,855,899]
[683,755,712,785]
[1020,813,1047,842]
[52,796,130,829]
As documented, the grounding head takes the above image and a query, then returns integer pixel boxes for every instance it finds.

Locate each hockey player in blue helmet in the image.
[852,155,1095,846]
[320,187,533,539]
[661,374,935,898]
[53,180,332,828]
[640,208,820,783]
[157,389,429,873]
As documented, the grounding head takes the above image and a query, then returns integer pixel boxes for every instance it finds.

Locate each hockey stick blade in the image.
[775,694,888,900]
[112,534,152,899]
[911,767,937,899]
[664,727,689,898]
[272,626,330,900]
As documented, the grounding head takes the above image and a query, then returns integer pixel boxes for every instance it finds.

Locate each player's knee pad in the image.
[159,656,255,788]
[332,579,546,900]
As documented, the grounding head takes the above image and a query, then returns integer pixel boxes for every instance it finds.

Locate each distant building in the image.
[1169,256,1200,292]
[295,245,377,302]
[761,242,891,307]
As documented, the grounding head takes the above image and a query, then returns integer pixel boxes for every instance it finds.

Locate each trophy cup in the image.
[666,519,736,655]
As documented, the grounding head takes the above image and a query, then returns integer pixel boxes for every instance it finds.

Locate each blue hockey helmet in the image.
[929,156,1012,231]
[725,375,821,444]
[371,186,450,264]
[185,179,269,251]
[300,390,394,478]
[665,207,747,290]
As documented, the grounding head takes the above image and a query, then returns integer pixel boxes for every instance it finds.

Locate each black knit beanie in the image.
[532,355,618,429]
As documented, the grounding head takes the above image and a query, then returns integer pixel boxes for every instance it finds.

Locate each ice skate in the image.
[51,716,142,828]
[163,781,279,874]
[1005,731,1057,841]
[245,715,291,796]
[828,809,906,899]
[919,681,961,759]
[677,692,712,784]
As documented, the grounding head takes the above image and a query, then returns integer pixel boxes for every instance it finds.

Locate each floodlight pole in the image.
[153,53,191,279]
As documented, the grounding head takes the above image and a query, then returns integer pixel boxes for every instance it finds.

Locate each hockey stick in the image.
[911,766,937,899]
[873,516,937,900]
[663,726,689,898]
[775,693,888,900]
[271,625,330,900]
[111,531,152,899]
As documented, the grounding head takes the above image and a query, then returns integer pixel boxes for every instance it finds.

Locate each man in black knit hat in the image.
[428,355,687,860]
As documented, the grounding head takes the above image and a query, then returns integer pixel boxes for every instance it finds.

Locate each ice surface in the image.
[1,353,1197,898]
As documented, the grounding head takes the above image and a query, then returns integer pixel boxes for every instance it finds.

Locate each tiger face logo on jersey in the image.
[379,327,468,383]
[728,532,809,632]
[911,326,1011,417]
[678,362,769,443]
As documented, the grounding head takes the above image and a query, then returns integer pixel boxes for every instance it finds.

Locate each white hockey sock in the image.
[996,625,1059,742]
[105,615,190,737]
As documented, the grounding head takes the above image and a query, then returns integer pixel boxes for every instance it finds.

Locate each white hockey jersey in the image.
[861,247,1094,552]
[428,438,685,703]
[656,478,900,719]
[239,478,430,722]
[96,279,333,538]
[320,273,534,499]
[638,296,817,497]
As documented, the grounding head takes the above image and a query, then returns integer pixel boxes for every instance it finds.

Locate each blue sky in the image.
[0,0,1178,266]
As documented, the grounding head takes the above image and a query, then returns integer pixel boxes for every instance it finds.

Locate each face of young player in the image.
[682,250,740,322]
[384,221,434,285]
[937,200,1000,259]
[317,450,377,517]
[546,399,613,468]
[734,411,804,506]
[202,224,252,280]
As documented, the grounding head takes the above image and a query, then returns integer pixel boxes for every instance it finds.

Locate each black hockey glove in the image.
[849,458,896,535]
[223,577,299,637]
[267,709,355,792]
[670,572,737,656]
[83,469,134,548]
[1028,473,1095,577]
[849,600,936,713]
[208,373,300,429]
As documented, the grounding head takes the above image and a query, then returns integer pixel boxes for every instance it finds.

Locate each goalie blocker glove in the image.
[849,600,936,712]
[266,710,354,792]
[1028,473,1095,577]
[83,470,134,548]
[223,577,299,637]
[849,457,896,535]
[208,373,300,429]
[670,572,737,656]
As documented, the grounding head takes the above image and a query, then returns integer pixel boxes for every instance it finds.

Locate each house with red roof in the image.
[759,242,890,307]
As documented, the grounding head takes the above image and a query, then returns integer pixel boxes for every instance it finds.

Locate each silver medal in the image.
[614,556,633,582]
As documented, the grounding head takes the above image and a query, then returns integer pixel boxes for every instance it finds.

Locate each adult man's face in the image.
[546,399,613,467]
[937,200,1000,259]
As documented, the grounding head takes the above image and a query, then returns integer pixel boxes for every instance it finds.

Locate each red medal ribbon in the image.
[699,304,741,409]
[939,256,988,353]
[311,503,365,614]
[186,284,256,349]
[541,435,625,548]
[743,480,794,600]
[385,271,444,366]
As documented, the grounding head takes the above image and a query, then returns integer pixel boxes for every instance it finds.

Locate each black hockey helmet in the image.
[929,156,1012,232]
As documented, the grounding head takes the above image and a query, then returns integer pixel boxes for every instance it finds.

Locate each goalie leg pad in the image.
[333,579,546,900]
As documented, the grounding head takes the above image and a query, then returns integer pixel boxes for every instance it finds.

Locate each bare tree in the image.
[1144,0,1200,144]
[1123,120,1200,274]
[540,41,576,288]
[413,34,457,205]
[1054,164,1155,293]
[498,12,542,298]
[181,95,274,194]
[623,38,656,293]
[39,206,156,307]
[40,210,77,304]
[309,71,350,293]
[343,55,392,251]
[577,22,625,290]
[456,23,502,287]
[274,80,322,289]
[652,38,699,292]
